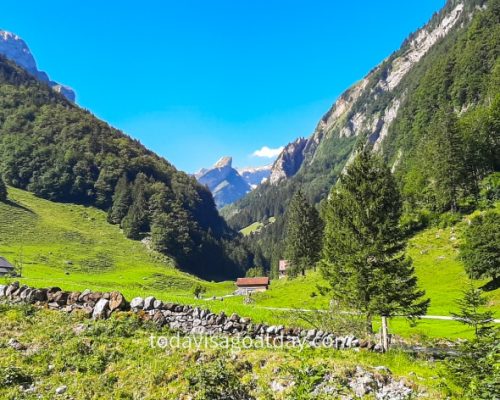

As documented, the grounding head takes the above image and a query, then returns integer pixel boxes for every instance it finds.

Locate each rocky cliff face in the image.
[196,157,253,208]
[227,0,489,231]
[0,30,75,102]
[267,1,467,184]
[269,138,307,185]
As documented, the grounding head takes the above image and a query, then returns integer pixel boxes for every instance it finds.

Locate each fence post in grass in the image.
[381,316,389,352]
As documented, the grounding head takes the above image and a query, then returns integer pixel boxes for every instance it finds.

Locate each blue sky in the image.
[2,1,445,173]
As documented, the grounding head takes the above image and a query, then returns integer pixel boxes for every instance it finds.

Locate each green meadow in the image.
[1,187,498,339]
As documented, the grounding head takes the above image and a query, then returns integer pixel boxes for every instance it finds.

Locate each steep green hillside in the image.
[0,187,233,301]
[0,55,245,280]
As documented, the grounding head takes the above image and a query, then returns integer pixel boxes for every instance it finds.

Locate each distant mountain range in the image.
[0,30,75,101]
[195,157,271,208]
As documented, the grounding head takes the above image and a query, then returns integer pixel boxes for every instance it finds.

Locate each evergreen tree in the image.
[108,174,132,224]
[0,175,7,202]
[122,173,149,240]
[460,211,500,281]
[426,108,468,212]
[284,190,323,277]
[320,149,429,341]
[151,201,195,259]
[451,282,493,337]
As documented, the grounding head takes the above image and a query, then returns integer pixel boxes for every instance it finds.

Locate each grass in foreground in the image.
[0,303,460,399]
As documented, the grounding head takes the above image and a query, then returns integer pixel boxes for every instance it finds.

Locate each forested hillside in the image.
[0,56,247,280]
[226,0,500,274]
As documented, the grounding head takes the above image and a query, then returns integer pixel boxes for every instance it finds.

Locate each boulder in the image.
[130,297,144,311]
[5,282,20,298]
[229,313,240,322]
[153,299,163,310]
[143,296,156,310]
[78,289,92,302]
[28,289,47,303]
[92,298,110,319]
[55,385,67,395]
[0,284,6,298]
[67,292,81,305]
[109,291,126,312]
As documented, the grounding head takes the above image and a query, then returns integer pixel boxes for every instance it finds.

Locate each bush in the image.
[460,211,500,280]
[186,356,255,400]
[0,366,32,387]
[446,328,499,399]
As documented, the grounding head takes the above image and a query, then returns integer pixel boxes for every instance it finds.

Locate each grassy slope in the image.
[0,187,234,301]
[0,304,457,399]
[1,187,498,339]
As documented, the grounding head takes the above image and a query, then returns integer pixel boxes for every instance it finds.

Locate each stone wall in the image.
[0,282,371,351]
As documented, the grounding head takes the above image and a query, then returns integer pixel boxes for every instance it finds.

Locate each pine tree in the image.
[284,190,323,277]
[122,173,149,240]
[108,174,132,224]
[460,211,500,281]
[451,282,493,337]
[0,175,7,202]
[151,201,195,259]
[320,149,429,345]
[426,108,468,212]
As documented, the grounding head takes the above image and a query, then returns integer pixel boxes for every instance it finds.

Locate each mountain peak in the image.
[214,156,233,169]
[196,157,271,208]
[0,29,76,102]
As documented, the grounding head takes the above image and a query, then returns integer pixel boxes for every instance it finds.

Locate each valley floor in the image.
[1,187,498,341]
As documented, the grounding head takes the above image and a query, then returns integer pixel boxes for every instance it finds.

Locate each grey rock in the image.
[55,385,67,395]
[153,300,163,309]
[92,298,110,319]
[78,289,92,302]
[8,338,26,351]
[130,297,144,310]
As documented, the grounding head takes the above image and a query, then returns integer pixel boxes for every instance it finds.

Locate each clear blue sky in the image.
[2,1,445,173]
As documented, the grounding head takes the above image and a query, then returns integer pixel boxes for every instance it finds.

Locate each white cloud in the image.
[252,146,284,158]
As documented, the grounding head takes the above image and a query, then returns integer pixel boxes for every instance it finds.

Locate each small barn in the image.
[0,257,15,276]
[278,260,289,279]
[235,277,270,295]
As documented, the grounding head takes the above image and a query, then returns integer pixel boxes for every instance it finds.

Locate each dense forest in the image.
[0,56,254,280]
[227,0,500,276]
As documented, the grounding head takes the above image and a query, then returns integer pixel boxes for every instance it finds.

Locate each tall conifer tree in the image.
[108,174,132,224]
[122,173,149,239]
[284,190,323,277]
[321,149,429,345]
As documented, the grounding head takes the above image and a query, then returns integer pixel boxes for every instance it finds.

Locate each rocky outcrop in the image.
[265,2,467,187]
[0,30,75,102]
[196,157,253,208]
[0,282,374,351]
[269,138,308,185]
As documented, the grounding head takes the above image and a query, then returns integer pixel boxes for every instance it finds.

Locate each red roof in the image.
[236,277,270,286]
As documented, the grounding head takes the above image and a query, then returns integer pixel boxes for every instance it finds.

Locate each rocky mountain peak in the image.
[214,156,233,169]
[196,157,271,208]
[269,138,308,185]
[0,29,76,102]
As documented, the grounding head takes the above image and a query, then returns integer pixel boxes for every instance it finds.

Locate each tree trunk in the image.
[366,314,373,335]
[381,316,389,352]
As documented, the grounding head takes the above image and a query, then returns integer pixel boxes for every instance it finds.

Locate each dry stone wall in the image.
[0,282,374,351]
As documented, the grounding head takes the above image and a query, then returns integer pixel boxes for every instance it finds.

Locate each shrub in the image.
[186,356,255,400]
[0,366,32,387]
